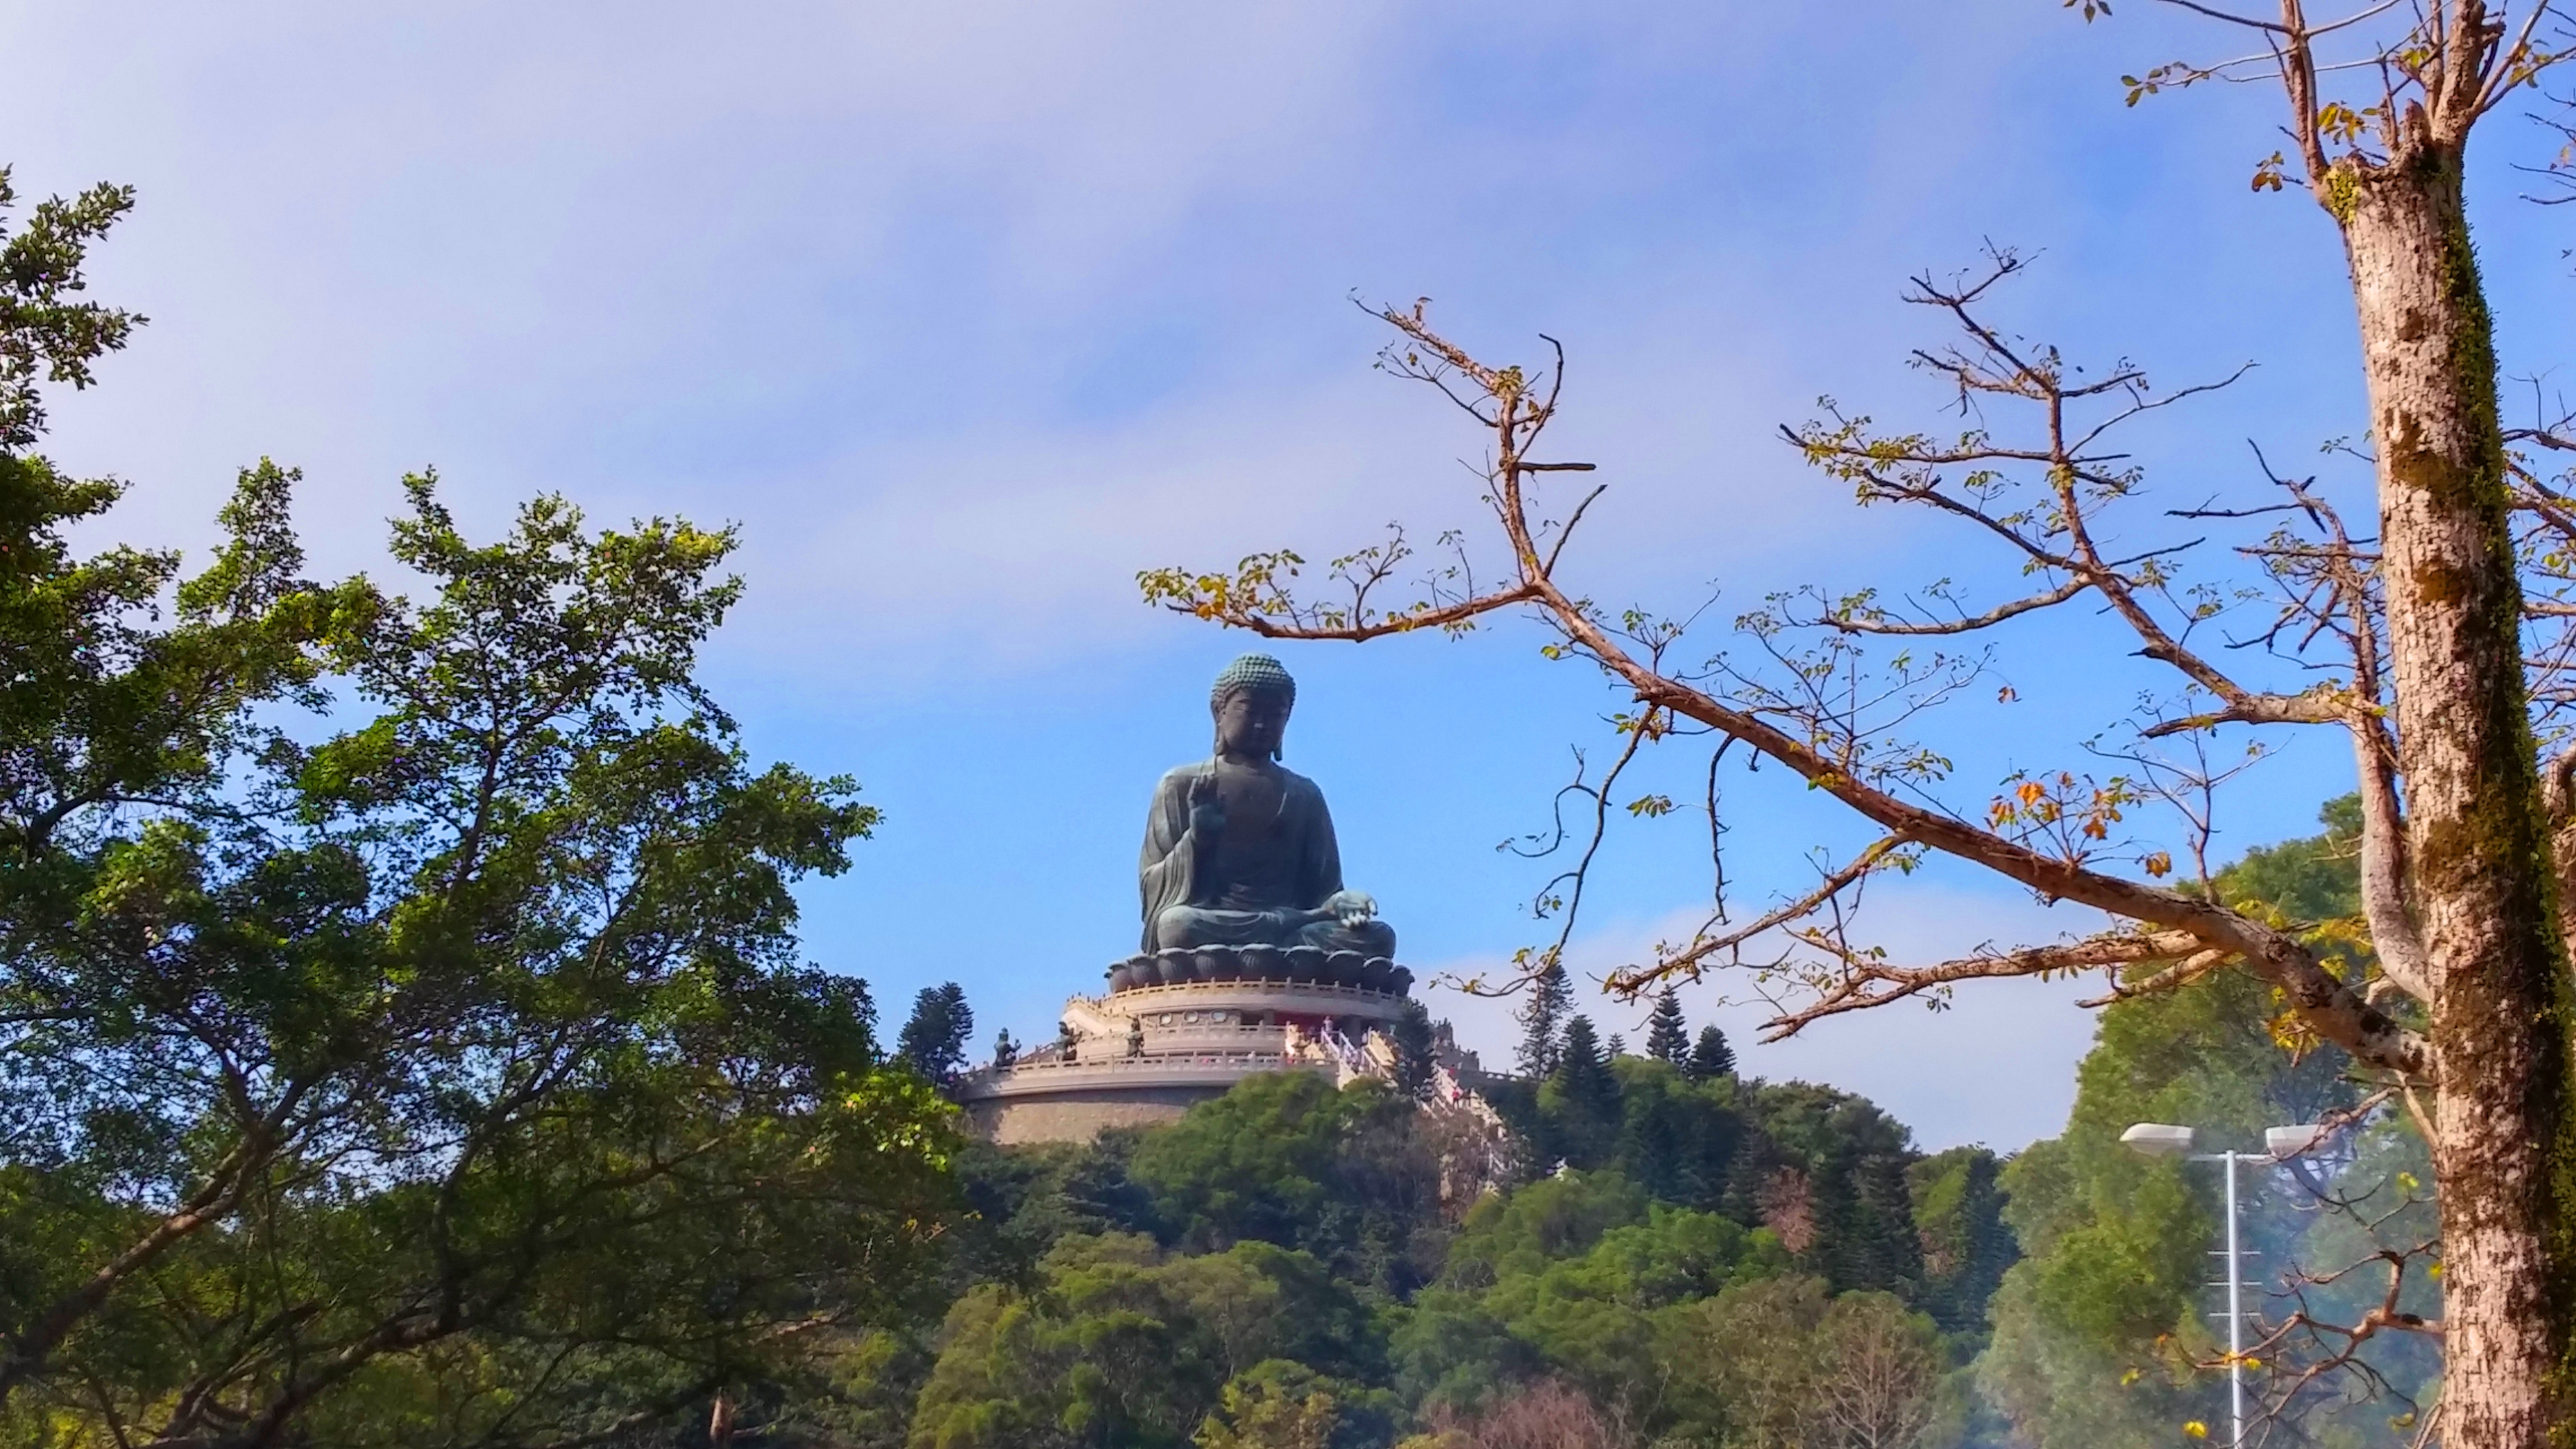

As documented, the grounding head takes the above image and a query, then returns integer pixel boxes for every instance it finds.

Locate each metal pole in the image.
[2225,1151,2245,1448]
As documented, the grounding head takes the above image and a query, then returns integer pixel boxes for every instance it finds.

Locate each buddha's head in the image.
[1210,653,1295,760]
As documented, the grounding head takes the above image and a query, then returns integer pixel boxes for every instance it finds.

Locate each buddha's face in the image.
[1214,689,1290,759]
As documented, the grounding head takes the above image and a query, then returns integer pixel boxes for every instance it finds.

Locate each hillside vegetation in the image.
[759,1045,2014,1449]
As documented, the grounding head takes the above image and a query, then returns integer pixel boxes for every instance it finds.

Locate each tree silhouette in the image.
[1689,1025,1736,1081]
[1549,1016,1622,1167]
[1646,986,1690,1066]
[1391,999,1438,1100]
[898,983,975,1086]
[1516,959,1571,1077]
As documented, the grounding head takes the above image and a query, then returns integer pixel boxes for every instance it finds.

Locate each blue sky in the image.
[5,1,2568,1150]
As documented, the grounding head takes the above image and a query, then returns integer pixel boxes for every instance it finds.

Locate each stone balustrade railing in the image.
[955,1049,1304,1100]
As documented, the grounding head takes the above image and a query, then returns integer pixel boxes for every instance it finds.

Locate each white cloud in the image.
[1419,881,2117,1153]
[713,318,1874,680]
[0,0,2048,681]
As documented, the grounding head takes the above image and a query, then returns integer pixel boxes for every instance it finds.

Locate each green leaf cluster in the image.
[908,1234,1387,1449]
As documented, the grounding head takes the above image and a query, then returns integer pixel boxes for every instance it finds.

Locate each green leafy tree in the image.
[1395,1172,1645,1414]
[1486,1040,1991,1339]
[0,172,375,1411]
[1130,1071,1445,1295]
[954,1131,1164,1282]
[757,1327,936,1449]
[1,480,965,1447]
[1397,1170,1803,1438]
[1718,1081,1926,1299]
[0,194,965,1446]
[1662,1276,1946,1449]
[1194,1360,1396,1449]
[1811,1105,1928,1298]
[1195,1365,1339,1449]
[1644,986,1689,1067]
[1978,800,2427,1449]
[923,1038,2002,1447]
[0,167,141,450]
[909,1235,1380,1449]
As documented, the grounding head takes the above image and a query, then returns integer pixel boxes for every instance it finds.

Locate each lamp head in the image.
[2121,1122,2196,1159]
[2265,1123,2333,1162]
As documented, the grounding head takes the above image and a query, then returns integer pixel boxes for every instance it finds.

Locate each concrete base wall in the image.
[964,1083,1231,1145]
[958,979,1395,1146]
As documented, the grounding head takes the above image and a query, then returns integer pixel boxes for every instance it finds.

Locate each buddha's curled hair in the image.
[1209,653,1295,760]
[1209,653,1296,710]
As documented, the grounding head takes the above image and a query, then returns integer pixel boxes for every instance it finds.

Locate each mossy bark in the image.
[2336,143,2576,1449]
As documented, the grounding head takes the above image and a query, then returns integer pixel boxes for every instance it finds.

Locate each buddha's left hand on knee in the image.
[1319,890,1378,926]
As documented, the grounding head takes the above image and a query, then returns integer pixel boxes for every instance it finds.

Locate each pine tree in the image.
[1645,985,1690,1066]
[1549,1016,1622,1167]
[1606,1033,1627,1058]
[897,983,974,1086]
[1810,1102,1924,1295]
[1908,1147,2016,1335]
[1515,959,1571,1077]
[1687,1024,1735,1081]
[1391,999,1438,1100]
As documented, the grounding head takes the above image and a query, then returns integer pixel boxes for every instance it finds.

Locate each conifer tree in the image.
[1391,999,1438,1100]
[1645,985,1690,1066]
[1549,1016,1622,1165]
[898,983,974,1086]
[1688,1024,1736,1081]
[1514,959,1571,1077]
[1810,1102,1925,1296]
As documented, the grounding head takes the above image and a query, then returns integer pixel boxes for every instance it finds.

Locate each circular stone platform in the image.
[955,949,1417,1144]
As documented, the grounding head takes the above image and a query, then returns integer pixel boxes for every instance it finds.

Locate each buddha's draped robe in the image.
[1138,758,1396,957]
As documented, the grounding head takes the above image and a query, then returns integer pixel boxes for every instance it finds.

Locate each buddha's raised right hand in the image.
[1186,771,1227,839]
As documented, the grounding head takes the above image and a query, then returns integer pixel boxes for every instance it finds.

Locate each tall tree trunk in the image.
[2541,754,2576,957]
[2341,140,2576,1449]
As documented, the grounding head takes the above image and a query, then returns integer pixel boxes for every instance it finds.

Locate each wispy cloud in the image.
[1418,882,2115,1152]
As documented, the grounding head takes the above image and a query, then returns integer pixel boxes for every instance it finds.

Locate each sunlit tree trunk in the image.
[2338,136,2576,1449]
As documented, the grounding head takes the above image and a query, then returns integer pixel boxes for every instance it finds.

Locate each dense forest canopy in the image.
[886,1060,1999,1449]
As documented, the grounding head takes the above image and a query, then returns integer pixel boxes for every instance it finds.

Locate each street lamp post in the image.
[2120,1121,2336,1449]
